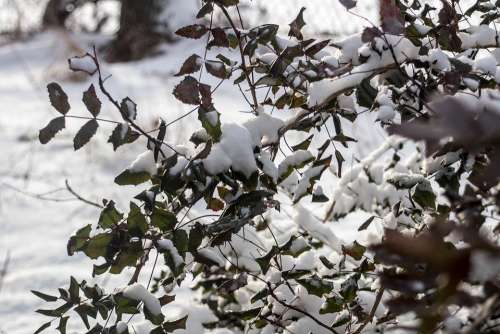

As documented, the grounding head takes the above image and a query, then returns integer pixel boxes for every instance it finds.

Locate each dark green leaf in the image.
[114,170,151,186]
[39,117,65,144]
[31,290,58,302]
[358,216,375,231]
[163,315,188,333]
[34,322,51,334]
[82,84,101,117]
[98,200,123,229]
[128,202,148,237]
[47,82,70,114]
[74,119,98,150]
[57,316,69,334]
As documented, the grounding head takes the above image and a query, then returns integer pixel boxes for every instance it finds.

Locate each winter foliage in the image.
[32,0,500,333]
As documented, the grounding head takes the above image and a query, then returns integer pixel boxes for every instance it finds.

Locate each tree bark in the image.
[42,0,74,28]
[106,0,173,62]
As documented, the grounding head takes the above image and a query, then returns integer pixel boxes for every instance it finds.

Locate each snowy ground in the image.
[0,4,386,333]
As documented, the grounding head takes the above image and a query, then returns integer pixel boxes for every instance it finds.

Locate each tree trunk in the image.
[42,0,74,27]
[106,0,172,62]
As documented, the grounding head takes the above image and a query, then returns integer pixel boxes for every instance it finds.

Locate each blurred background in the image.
[0,1,380,332]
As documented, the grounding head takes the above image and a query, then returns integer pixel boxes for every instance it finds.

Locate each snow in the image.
[459,25,500,49]
[278,150,313,178]
[474,55,497,76]
[68,54,97,75]
[129,150,157,175]
[426,48,451,72]
[123,283,162,316]
[158,239,184,268]
[203,123,257,178]
[308,35,418,106]
[294,206,341,252]
[116,321,128,334]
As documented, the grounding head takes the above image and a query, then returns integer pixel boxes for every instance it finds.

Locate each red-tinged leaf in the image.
[288,7,306,40]
[173,76,200,105]
[175,54,203,76]
[47,82,70,114]
[175,24,208,39]
[82,84,101,117]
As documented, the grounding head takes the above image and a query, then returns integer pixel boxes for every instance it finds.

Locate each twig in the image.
[352,288,385,334]
[0,252,10,294]
[65,180,103,208]
[217,5,259,112]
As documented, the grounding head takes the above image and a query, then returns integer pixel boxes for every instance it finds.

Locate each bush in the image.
[34,1,500,333]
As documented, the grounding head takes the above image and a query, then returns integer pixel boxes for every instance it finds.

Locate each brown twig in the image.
[352,288,385,334]
[65,180,103,209]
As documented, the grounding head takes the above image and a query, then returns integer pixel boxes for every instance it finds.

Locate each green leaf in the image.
[255,246,279,274]
[163,315,188,333]
[114,169,151,186]
[342,241,366,261]
[198,108,222,141]
[98,200,123,229]
[144,307,165,326]
[31,290,58,302]
[250,288,270,304]
[74,119,98,150]
[82,84,101,117]
[39,117,65,144]
[127,202,148,237]
[67,224,91,256]
[320,296,344,314]
[297,276,334,297]
[173,229,188,255]
[47,82,70,114]
[188,223,204,252]
[413,180,436,209]
[358,216,375,231]
[74,304,97,329]
[57,316,69,334]
[84,233,113,259]
[69,276,80,303]
[355,78,377,108]
[34,322,51,334]
[340,275,359,302]
[36,302,72,317]
[92,262,110,276]
[151,207,177,232]
[110,248,142,274]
